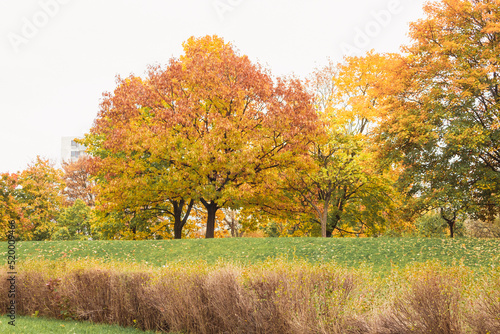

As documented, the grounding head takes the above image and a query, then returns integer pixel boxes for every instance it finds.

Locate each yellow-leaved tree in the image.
[281,53,406,237]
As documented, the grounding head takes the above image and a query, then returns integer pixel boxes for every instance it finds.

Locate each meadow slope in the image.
[2,237,499,272]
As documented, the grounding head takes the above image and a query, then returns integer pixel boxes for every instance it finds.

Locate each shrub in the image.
[465,217,500,238]
[377,269,464,334]
[468,271,500,334]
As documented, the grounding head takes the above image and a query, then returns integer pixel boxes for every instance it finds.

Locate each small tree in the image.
[62,156,96,207]
[15,157,65,241]
[53,199,93,240]
[0,173,25,240]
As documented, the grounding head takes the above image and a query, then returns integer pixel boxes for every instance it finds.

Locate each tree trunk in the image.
[173,213,183,239]
[440,207,457,238]
[326,213,341,238]
[320,204,328,238]
[172,200,184,239]
[172,199,194,239]
[448,220,455,238]
[224,209,240,237]
[201,199,218,239]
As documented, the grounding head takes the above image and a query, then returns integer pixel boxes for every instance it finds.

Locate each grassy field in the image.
[0,316,163,334]
[3,237,499,273]
[1,237,499,333]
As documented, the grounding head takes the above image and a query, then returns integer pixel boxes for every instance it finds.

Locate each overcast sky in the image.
[0,0,426,173]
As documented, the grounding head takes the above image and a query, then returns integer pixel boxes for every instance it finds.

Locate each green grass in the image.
[3,237,499,272]
[0,316,163,334]
[0,237,499,333]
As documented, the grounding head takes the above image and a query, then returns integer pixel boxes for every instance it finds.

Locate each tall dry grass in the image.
[1,259,499,333]
[377,270,464,333]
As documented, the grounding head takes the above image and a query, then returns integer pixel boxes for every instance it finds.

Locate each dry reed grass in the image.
[1,259,498,334]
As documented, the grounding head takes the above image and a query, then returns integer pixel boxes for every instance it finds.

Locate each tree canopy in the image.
[376,0,500,236]
[83,35,318,239]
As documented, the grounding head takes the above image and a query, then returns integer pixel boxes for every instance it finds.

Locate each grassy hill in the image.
[4,237,499,272]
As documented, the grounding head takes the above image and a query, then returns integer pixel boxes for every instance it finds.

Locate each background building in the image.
[61,137,87,163]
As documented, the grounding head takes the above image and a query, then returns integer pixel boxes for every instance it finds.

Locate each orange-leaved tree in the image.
[83,35,318,238]
[62,156,96,207]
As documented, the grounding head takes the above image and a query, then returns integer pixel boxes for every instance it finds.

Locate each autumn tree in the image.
[377,0,500,235]
[398,158,474,237]
[62,156,96,207]
[219,207,272,237]
[53,198,94,240]
[6,157,65,240]
[283,55,401,237]
[0,173,24,240]
[84,35,318,238]
[222,208,243,237]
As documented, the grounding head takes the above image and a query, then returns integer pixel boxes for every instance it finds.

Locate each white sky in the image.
[0,0,426,173]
